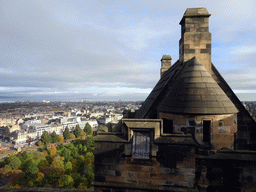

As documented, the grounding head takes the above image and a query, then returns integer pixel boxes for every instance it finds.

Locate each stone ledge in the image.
[93,181,198,191]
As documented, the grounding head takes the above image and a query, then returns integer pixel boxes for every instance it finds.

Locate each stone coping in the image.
[97,132,123,135]
[196,150,256,161]
[155,136,196,145]
[0,188,93,192]
[122,118,163,122]
[94,134,128,143]
[218,150,256,154]
[93,181,198,192]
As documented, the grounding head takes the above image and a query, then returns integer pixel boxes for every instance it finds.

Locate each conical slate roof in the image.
[157,57,238,114]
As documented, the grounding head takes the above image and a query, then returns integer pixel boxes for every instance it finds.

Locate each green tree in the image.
[84,123,92,136]
[61,148,71,163]
[74,124,82,138]
[63,127,70,140]
[6,155,21,170]
[59,174,74,188]
[83,165,94,188]
[41,131,51,145]
[25,159,39,181]
[20,151,28,162]
[64,161,72,175]
[78,144,87,155]
[57,143,64,150]
[51,131,59,143]
[70,147,79,158]
[85,137,94,149]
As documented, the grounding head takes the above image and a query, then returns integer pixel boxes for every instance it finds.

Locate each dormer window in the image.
[132,131,150,159]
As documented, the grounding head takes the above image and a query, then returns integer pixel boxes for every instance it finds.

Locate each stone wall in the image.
[160,113,237,150]
[0,188,92,192]
[196,150,256,191]
[94,133,196,192]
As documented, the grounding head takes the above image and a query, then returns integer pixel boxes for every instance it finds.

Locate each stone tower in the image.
[179,8,211,73]
[160,54,172,77]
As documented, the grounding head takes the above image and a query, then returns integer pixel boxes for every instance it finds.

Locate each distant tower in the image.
[160,55,172,78]
[179,8,211,73]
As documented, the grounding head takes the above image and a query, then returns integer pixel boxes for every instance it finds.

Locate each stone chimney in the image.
[160,55,172,78]
[179,8,211,73]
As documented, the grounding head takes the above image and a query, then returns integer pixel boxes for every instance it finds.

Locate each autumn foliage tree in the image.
[8,169,24,186]
[36,172,44,186]
[69,134,75,139]
[49,156,65,183]
[38,141,43,146]
[58,135,64,143]
[49,146,57,156]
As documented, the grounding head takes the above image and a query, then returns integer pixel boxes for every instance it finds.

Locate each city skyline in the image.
[1,0,256,103]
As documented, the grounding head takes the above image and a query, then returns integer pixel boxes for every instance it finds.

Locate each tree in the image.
[57,143,64,150]
[20,151,28,162]
[74,124,82,138]
[58,135,64,143]
[61,148,71,163]
[49,156,65,182]
[36,172,44,184]
[41,131,51,145]
[78,144,87,155]
[70,147,79,158]
[58,174,74,188]
[81,132,86,137]
[83,165,94,188]
[25,159,39,181]
[85,137,94,149]
[8,157,21,170]
[84,152,94,164]
[8,169,24,186]
[84,123,92,136]
[37,159,49,170]
[38,141,43,146]
[0,167,11,177]
[33,152,47,166]
[5,155,21,170]
[70,134,75,139]
[63,127,70,140]
[51,131,59,143]
[49,146,57,156]
[64,161,72,175]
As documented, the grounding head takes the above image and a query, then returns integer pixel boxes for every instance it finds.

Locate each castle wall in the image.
[94,133,196,192]
[160,113,237,150]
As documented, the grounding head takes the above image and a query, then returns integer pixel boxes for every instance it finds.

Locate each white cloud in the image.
[0,0,256,102]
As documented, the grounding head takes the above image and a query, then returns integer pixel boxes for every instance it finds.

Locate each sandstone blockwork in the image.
[94,139,196,191]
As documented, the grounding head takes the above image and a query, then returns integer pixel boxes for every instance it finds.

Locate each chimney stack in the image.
[179,8,211,73]
[160,55,172,78]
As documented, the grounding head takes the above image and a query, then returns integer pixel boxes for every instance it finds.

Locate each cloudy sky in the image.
[1,0,256,102]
